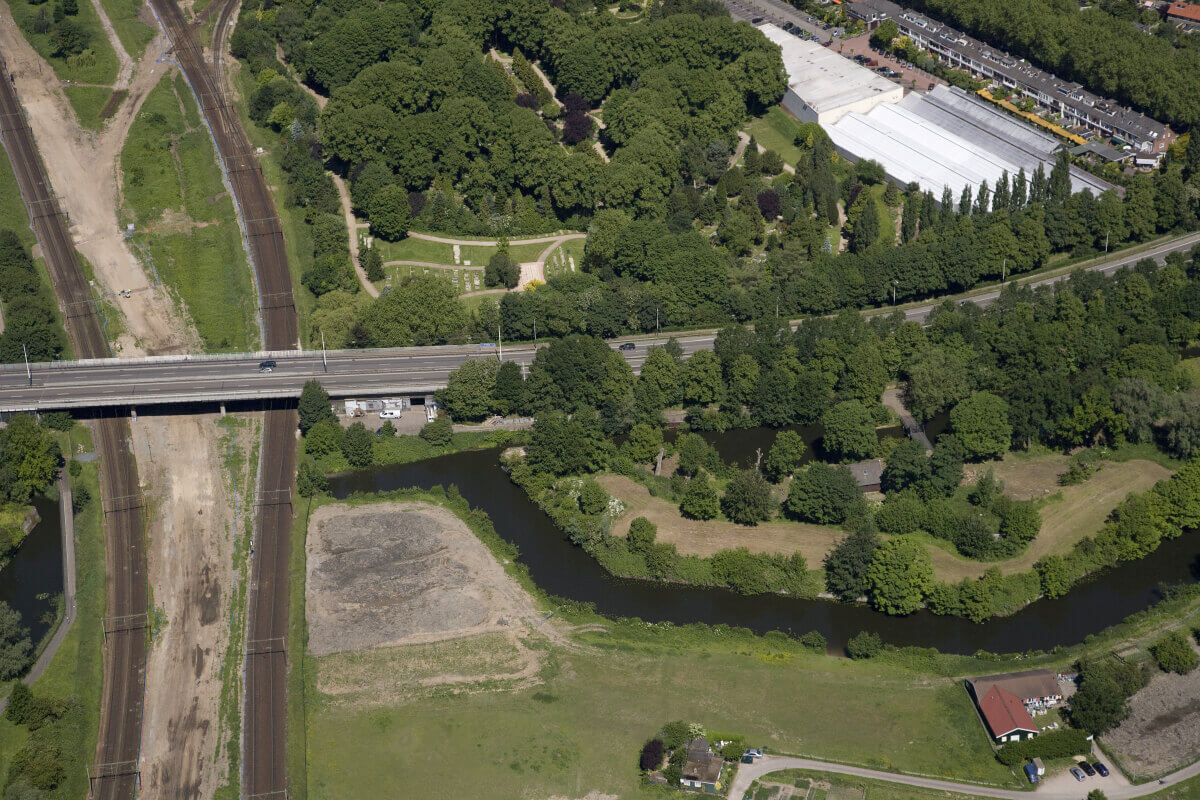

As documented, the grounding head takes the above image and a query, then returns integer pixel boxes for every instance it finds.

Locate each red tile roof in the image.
[1168,2,1200,22]
[978,686,1038,738]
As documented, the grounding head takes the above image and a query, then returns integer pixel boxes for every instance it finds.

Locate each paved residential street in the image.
[728,752,1200,800]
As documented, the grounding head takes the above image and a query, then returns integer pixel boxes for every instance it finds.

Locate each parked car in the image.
[1071,768,1087,782]
[618,342,636,351]
[751,16,763,23]
[1023,764,1039,784]
[1079,762,1096,777]
[1094,763,1109,777]
[258,359,277,373]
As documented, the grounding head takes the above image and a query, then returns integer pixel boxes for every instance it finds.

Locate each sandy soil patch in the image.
[306,502,539,656]
[1103,640,1200,779]
[135,412,258,800]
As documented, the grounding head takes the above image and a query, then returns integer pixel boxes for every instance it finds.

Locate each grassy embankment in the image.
[600,452,1170,584]
[211,415,262,800]
[121,71,257,351]
[308,429,521,474]
[372,236,559,291]
[0,424,106,800]
[229,64,317,341]
[7,0,119,129]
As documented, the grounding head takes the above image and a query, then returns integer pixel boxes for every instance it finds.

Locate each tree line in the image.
[0,231,66,365]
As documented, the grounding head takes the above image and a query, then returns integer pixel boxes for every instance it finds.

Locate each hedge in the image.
[996,728,1091,766]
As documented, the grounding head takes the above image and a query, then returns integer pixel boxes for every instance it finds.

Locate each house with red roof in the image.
[1167,2,1200,30]
[974,685,1040,743]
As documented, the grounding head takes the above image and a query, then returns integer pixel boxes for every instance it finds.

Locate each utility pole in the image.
[892,279,897,305]
[320,330,327,373]
[656,307,660,340]
[1002,257,1006,282]
[22,343,30,387]
[1104,229,1110,255]
[497,323,503,362]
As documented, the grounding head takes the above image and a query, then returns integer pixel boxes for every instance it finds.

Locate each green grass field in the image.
[0,428,104,800]
[98,0,154,60]
[304,622,1015,800]
[121,72,257,351]
[1183,356,1200,384]
[62,85,114,131]
[7,0,119,91]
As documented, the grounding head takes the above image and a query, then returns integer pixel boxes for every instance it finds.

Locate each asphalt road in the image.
[0,50,147,800]
[1,230,1197,413]
[718,0,834,42]
[728,753,1200,800]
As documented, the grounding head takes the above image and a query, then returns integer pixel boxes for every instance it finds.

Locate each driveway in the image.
[728,752,1200,800]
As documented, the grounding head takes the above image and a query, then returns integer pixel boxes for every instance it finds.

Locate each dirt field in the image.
[307,501,551,707]
[306,502,540,655]
[1104,640,1200,779]
[0,5,200,355]
[600,457,1172,581]
[134,412,259,800]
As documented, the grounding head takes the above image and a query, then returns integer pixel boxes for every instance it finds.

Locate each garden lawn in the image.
[747,107,809,167]
[98,0,155,60]
[121,72,256,350]
[376,237,550,266]
[305,625,1015,800]
[7,0,119,86]
[62,85,114,131]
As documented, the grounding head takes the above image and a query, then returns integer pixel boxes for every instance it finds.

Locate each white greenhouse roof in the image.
[758,23,900,114]
[827,87,1116,201]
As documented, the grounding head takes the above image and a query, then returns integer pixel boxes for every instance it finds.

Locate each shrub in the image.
[639,738,665,771]
[873,492,924,534]
[721,469,773,525]
[797,630,827,653]
[4,682,32,723]
[996,728,1091,766]
[70,482,90,514]
[1150,630,1198,674]
[578,479,609,515]
[679,474,720,520]
[846,631,882,659]
[420,415,453,447]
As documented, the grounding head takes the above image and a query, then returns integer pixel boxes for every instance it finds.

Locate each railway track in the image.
[146,0,301,796]
[0,52,147,800]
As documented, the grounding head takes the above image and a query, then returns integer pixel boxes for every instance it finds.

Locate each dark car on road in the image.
[1079,762,1096,777]
[1094,763,1109,777]
[258,359,277,373]
[618,342,636,351]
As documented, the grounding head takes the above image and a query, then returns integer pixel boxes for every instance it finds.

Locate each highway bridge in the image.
[2,229,1198,413]
[0,338,707,411]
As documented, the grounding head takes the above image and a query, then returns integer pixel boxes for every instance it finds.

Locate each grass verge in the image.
[121,71,257,350]
[61,85,112,131]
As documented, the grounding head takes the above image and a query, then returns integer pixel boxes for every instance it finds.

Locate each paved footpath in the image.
[729,753,1200,800]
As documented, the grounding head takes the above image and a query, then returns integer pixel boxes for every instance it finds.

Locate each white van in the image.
[380,409,402,419]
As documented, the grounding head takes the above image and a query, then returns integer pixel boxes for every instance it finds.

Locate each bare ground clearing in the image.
[1104,639,1200,780]
[306,502,540,655]
[134,412,258,800]
[307,502,554,707]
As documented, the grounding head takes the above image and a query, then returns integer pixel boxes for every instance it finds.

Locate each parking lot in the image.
[718,0,834,42]
[835,33,944,92]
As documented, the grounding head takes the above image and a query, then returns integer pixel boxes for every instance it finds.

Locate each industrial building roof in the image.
[758,23,900,114]
[827,86,1115,202]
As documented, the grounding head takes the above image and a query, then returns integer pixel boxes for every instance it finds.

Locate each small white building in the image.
[758,23,903,124]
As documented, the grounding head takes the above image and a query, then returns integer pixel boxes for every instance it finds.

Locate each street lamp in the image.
[892,279,898,305]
